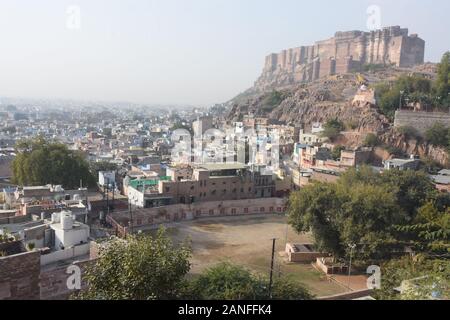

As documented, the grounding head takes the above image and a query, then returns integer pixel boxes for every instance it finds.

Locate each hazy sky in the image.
[0,0,449,106]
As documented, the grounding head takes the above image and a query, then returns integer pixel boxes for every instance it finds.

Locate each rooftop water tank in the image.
[60,211,73,230]
[51,212,60,223]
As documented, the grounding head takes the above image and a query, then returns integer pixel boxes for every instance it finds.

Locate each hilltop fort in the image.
[255,26,425,89]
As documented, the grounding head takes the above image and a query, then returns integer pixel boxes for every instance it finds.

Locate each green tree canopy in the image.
[375,75,434,119]
[287,166,440,263]
[76,228,192,300]
[363,133,379,147]
[424,122,449,147]
[375,255,449,300]
[188,262,312,300]
[90,161,118,175]
[321,118,345,141]
[433,51,450,105]
[12,137,96,189]
[331,145,345,161]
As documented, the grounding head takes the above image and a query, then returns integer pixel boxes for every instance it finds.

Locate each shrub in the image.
[321,118,345,141]
[424,123,449,147]
[397,126,420,140]
[364,133,379,147]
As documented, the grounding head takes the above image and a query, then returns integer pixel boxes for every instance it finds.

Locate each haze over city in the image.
[0,0,449,106]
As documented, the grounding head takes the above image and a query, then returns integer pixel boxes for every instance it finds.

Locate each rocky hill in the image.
[226,62,448,166]
[228,65,433,128]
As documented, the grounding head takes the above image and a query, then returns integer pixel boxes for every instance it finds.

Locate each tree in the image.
[433,51,450,107]
[363,133,379,147]
[375,75,434,119]
[75,228,192,300]
[424,122,449,147]
[331,145,345,161]
[321,119,344,141]
[395,201,450,254]
[379,169,435,218]
[288,183,344,258]
[90,161,118,176]
[271,276,313,300]
[287,167,438,263]
[396,126,420,140]
[261,90,286,112]
[188,262,312,300]
[374,255,449,300]
[11,137,96,189]
[189,262,266,300]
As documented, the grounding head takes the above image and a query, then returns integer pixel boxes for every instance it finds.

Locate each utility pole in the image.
[128,198,133,236]
[268,238,276,298]
[111,181,115,212]
[106,178,110,217]
[347,243,356,291]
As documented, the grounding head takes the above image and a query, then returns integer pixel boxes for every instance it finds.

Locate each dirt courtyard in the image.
[160,214,346,297]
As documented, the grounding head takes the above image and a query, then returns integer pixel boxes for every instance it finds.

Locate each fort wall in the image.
[394,110,450,134]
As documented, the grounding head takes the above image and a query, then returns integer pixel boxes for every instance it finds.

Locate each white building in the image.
[299,129,326,145]
[99,171,116,187]
[383,156,420,171]
[50,211,90,251]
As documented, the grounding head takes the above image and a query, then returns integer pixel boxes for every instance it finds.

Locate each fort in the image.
[255,26,425,89]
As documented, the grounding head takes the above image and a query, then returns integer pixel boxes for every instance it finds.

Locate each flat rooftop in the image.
[197,163,247,171]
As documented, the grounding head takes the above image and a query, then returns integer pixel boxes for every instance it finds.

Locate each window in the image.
[165,187,170,192]
[231,208,237,214]
[209,209,214,216]
[260,207,265,212]
[220,208,226,215]
[244,208,249,213]
[196,210,201,217]
[269,207,274,212]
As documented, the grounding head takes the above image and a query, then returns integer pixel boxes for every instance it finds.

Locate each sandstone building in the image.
[255,26,425,89]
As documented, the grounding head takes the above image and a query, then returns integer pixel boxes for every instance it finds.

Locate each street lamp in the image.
[347,243,356,291]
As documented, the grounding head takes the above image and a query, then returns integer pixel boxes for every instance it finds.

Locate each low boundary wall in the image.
[108,198,287,236]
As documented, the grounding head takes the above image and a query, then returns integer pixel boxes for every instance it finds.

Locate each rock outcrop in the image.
[379,129,449,166]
